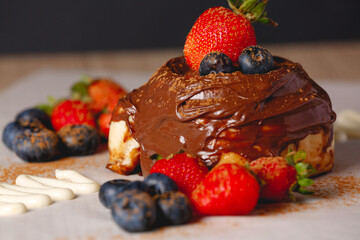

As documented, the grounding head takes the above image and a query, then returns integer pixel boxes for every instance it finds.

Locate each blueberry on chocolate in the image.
[199,52,233,76]
[238,45,274,74]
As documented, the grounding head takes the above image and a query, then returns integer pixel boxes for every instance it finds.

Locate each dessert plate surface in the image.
[0,69,359,240]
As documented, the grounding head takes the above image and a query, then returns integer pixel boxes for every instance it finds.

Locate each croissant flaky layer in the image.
[107,119,334,176]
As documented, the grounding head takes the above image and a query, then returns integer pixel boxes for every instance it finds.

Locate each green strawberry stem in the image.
[150,153,163,160]
[286,149,317,199]
[71,75,92,102]
[35,96,64,115]
[227,0,278,26]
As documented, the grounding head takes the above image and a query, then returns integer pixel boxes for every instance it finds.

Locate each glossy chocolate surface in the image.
[112,56,336,176]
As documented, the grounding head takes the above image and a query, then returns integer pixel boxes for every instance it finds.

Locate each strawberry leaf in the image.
[150,154,163,160]
[286,149,317,197]
[297,187,314,195]
[295,162,309,177]
[298,178,314,187]
[227,0,278,26]
[35,96,63,115]
[71,75,92,102]
[293,150,306,162]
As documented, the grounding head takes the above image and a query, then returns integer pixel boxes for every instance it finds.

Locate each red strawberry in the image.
[71,77,126,114]
[150,153,209,196]
[50,100,96,131]
[87,78,126,113]
[184,1,276,70]
[98,112,111,138]
[250,150,316,201]
[98,97,119,138]
[191,163,259,215]
[250,157,296,201]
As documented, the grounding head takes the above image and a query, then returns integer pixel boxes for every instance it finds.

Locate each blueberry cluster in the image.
[99,173,192,232]
[199,45,274,76]
[2,108,99,162]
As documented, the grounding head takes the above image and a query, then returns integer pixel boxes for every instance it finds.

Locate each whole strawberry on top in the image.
[184,0,277,70]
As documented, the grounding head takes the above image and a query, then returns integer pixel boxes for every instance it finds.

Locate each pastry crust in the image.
[107,120,140,175]
[108,119,334,176]
[281,129,335,175]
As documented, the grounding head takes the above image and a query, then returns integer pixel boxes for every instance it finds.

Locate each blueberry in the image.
[99,179,131,208]
[15,108,52,130]
[155,191,192,225]
[99,180,148,209]
[121,181,148,193]
[238,45,274,74]
[111,190,156,232]
[13,121,59,162]
[57,124,99,155]
[144,173,178,195]
[2,122,24,151]
[199,52,233,76]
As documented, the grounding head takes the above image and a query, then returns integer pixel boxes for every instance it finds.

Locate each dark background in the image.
[0,0,359,54]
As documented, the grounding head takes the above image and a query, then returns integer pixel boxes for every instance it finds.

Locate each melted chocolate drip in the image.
[112,57,336,176]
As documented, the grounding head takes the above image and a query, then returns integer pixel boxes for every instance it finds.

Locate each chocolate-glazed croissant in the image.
[108,56,336,176]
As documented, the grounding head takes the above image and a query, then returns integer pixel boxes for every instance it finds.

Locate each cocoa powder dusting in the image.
[0,155,104,184]
[254,174,360,216]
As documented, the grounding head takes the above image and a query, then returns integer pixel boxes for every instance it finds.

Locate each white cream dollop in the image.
[0,169,99,216]
[335,109,360,142]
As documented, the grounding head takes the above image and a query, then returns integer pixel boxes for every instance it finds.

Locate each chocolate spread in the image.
[112,56,336,176]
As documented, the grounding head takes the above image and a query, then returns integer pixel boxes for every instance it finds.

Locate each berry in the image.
[99,179,131,208]
[50,100,96,132]
[155,191,192,225]
[2,122,24,151]
[15,108,52,130]
[120,181,149,193]
[250,151,316,201]
[87,79,125,113]
[98,112,112,138]
[144,173,178,195]
[13,121,59,162]
[184,1,276,70]
[111,190,156,232]
[250,157,295,201]
[184,6,256,70]
[150,153,209,196]
[71,77,126,114]
[199,52,233,76]
[57,124,99,156]
[191,163,259,215]
[238,45,274,74]
[98,96,119,138]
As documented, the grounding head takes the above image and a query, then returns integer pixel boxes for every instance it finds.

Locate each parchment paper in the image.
[0,69,359,240]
